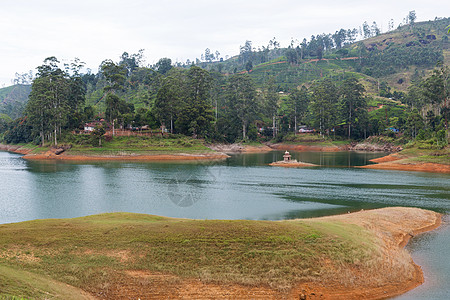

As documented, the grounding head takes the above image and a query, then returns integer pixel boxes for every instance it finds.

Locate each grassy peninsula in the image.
[0,207,440,299]
[362,140,450,173]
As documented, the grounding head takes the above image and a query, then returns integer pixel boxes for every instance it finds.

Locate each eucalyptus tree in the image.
[286,86,309,134]
[119,50,144,76]
[310,78,339,136]
[154,74,183,134]
[285,47,298,64]
[263,77,279,138]
[239,40,253,64]
[26,57,85,146]
[155,58,173,75]
[208,71,226,123]
[66,58,87,130]
[225,73,258,140]
[332,29,347,49]
[105,93,131,131]
[422,65,449,129]
[100,59,128,135]
[100,59,127,93]
[406,109,424,139]
[407,10,417,25]
[178,66,215,137]
[339,78,367,139]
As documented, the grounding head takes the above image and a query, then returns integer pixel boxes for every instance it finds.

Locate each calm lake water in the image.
[0,150,449,298]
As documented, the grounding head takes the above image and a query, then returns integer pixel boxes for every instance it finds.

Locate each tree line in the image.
[1,46,448,147]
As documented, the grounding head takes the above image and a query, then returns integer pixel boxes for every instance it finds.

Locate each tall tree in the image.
[310,79,339,136]
[100,60,127,93]
[226,74,258,140]
[100,60,128,135]
[339,78,366,139]
[406,109,424,139]
[263,77,279,138]
[285,47,298,64]
[362,21,371,38]
[155,58,173,75]
[119,50,144,76]
[407,10,417,25]
[423,65,449,129]
[240,40,253,64]
[26,57,83,146]
[286,86,309,134]
[154,72,184,134]
[178,66,214,137]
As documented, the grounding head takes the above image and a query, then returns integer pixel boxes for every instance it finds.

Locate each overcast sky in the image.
[0,0,449,87]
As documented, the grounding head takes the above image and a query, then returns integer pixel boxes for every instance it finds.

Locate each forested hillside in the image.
[0,84,31,120]
[0,15,448,147]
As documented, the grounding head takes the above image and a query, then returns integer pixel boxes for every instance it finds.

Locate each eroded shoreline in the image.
[293,207,442,299]
[1,143,449,174]
[0,144,230,161]
[361,153,450,174]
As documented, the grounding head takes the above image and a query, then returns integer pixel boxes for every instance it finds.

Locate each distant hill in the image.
[0,84,31,119]
[201,17,449,94]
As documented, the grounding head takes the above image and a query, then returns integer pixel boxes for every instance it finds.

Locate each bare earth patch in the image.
[362,156,450,173]
[290,207,441,299]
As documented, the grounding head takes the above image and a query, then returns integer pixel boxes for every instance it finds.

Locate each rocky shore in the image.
[344,142,403,152]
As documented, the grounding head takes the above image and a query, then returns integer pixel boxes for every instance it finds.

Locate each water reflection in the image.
[223,150,386,167]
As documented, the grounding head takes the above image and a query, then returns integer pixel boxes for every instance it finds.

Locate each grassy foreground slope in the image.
[0,208,440,299]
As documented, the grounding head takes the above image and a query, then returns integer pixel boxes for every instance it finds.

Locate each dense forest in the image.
[0,14,449,147]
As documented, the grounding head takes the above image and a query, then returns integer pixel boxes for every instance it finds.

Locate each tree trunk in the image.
[348,114,352,139]
[242,122,246,140]
[273,115,276,138]
[215,98,218,121]
[294,115,297,135]
[112,119,115,136]
[348,103,352,139]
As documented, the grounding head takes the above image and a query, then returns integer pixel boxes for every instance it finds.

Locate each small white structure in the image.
[84,122,97,132]
[283,151,292,162]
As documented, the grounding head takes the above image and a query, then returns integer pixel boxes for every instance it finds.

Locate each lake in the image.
[0,150,449,298]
